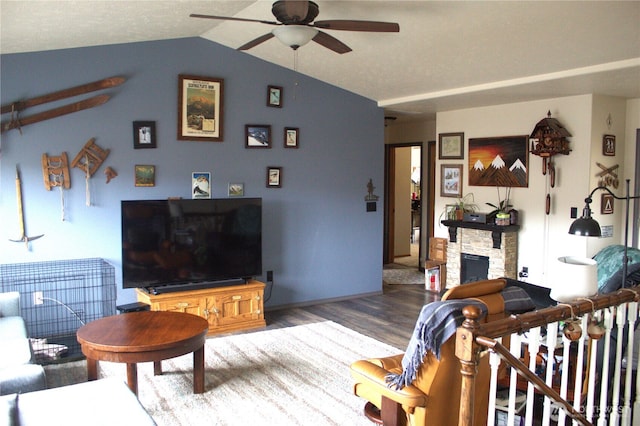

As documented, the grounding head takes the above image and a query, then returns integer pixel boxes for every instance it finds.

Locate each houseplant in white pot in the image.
[486,186,513,225]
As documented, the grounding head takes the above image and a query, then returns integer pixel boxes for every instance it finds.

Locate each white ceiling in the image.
[1,1,639,121]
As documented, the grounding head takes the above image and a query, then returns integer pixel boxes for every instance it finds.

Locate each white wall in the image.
[386,95,639,283]
[586,95,629,256]
[625,98,640,249]
[434,94,619,288]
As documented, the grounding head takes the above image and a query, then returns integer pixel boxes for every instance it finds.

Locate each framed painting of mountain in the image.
[468,135,529,187]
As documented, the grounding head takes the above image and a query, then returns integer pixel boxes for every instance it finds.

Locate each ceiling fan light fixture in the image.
[272,25,318,50]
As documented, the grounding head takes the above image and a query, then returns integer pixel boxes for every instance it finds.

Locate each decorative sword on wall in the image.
[0,76,125,134]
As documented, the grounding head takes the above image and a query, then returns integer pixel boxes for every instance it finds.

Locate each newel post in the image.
[455,304,483,426]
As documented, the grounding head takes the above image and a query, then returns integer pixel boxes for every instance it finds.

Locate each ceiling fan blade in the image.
[313,20,399,32]
[283,0,309,23]
[312,31,352,54]
[237,33,275,51]
[190,14,279,26]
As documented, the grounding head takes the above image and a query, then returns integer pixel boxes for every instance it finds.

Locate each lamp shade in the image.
[568,217,602,237]
[272,26,318,49]
[550,256,598,302]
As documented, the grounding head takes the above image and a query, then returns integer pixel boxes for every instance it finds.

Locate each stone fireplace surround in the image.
[441,220,519,288]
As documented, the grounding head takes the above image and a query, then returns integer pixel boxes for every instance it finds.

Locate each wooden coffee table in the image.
[77,311,209,395]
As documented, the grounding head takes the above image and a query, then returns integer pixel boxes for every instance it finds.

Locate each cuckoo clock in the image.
[529,111,572,214]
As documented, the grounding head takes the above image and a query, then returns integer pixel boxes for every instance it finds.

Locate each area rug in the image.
[45,321,402,426]
[383,267,425,285]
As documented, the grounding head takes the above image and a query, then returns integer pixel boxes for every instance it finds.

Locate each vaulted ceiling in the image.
[2,1,639,120]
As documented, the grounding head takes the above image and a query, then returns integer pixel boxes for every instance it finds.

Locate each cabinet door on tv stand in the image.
[211,289,263,327]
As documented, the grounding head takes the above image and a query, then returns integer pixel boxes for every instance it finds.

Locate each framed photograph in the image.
[468,135,529,187]
[439,132,464,159]
[178,74,224,142]
[192,172,211,199]
[440,164,463,198]
[284,127,299,148]
[601,193,614,214]
[245,124,271,148]
[603,134,615,156]
[133,121,156,149]
[267,166,282,188]
[134,165,155,187]
[228,182,244,197]
[267,85,282,108]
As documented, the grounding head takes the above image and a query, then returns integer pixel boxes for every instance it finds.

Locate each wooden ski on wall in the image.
[0,76,124,115]
[0,76,125,134]
[1,95,110,133]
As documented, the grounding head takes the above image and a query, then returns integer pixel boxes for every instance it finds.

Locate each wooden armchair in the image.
[349,279,508,426]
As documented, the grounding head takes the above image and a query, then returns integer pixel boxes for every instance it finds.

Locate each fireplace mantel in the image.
[441,220,519,249]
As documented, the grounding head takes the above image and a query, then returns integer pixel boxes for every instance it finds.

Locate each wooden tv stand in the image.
[136,280,266,335]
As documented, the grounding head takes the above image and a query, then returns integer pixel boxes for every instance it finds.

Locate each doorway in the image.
[384,141,435,270]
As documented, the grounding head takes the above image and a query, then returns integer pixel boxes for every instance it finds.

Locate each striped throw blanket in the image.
[386,286,535,389]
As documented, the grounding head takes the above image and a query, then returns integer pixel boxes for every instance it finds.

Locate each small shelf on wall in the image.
[441,220,520,249]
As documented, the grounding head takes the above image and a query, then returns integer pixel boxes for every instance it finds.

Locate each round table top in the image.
[77,311,209,353]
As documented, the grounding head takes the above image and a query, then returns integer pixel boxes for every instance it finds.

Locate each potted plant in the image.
[486,186,513,225]
[449,193,478,220]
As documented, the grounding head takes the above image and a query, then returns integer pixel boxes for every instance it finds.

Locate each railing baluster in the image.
[586,328,598,421]
[559,330,572,425]
[598,308,615,426]
[631,320,640,426]
[486,337,502,426]
[622,302,638,425]
[543,321,559,426]
[572,315,588,426]
[525,327,541,426]
[508,332,522,425]
[612,304,628,426]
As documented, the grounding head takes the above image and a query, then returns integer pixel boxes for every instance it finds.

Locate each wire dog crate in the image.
[0,258,117,364]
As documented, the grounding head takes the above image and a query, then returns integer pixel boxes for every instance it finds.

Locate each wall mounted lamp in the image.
[568,179,640,288]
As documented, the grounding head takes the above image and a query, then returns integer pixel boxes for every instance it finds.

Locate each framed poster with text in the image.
[178,75,224,142]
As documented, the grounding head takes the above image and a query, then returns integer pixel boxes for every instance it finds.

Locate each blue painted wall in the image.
[0,38,384,308]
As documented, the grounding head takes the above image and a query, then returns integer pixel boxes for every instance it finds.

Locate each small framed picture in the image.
[267,85,282,108]
[228,182,244,197]
[133,121,156,149]
[134,165,155,187]
[601,193,614,214]
[439,132,464,159]
[440,164,463,198]
[245,124,271,148]
[284,127,299,148]
[192,172,211,199]
[603,134,615,156]
[267,167,282,188]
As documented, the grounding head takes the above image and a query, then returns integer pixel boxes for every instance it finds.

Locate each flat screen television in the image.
[121,198,262,294]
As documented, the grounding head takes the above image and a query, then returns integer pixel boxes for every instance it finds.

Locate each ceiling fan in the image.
[190,0,399,54]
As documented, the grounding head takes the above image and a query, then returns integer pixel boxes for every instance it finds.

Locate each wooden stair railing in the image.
[475,334,592,426]
[455,286,640,426]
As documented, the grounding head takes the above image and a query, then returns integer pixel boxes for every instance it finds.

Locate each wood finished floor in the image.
[264,282,438,350]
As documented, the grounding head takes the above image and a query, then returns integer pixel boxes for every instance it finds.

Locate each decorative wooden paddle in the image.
[9,166,44,248]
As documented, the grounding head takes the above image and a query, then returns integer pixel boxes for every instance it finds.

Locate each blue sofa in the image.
[0,292,47,395]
